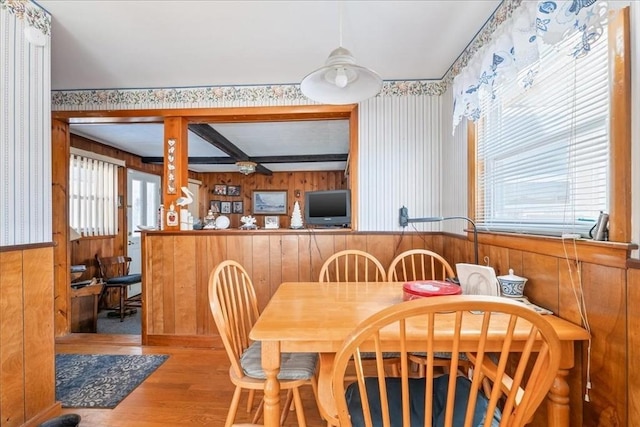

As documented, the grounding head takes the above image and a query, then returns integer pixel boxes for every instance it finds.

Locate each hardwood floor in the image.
[56,334,325,427]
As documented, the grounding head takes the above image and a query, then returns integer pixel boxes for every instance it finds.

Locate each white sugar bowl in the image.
[497,269,528,298]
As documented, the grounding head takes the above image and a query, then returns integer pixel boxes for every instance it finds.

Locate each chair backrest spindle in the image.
[209,260,260,378]
[332,295,562,427]
[319,250,387,283]
[387,249,455,282]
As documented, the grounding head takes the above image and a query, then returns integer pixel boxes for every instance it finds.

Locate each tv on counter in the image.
[304,189,351,228]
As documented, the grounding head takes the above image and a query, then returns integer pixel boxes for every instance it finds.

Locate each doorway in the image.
[95,170,160,335]
[127,170,161,276]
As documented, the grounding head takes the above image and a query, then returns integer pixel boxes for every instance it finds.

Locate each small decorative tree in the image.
[290,201,304,229]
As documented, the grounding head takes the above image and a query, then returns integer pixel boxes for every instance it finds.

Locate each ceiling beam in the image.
[140,153,348,165]
[188,123,273,175]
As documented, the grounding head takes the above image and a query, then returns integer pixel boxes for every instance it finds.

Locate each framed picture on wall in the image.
[213,184,227,195]
[210,200,221,214]
[220,201,232,214]
[232,201,244,214]
[264,216,280,229]
[227,185,241,196]
[252,190,288,215]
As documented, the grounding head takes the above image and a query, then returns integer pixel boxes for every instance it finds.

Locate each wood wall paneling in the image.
[52,120,71,336]
[581,262,627,426]
[142,230,473,342]
[142,231,613,426]
[173,235,197,335]
[202,170,347,230]
[608,7,632,243]
[627,267,640,426]
[23,248,56,419]
[163,118,189,226]
[0,247,57,427]
[0,251,26,427]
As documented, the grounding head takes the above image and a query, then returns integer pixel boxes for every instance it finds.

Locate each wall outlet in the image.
[399,206,409,227]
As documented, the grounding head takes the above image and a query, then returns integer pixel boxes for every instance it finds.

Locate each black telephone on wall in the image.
[589,211,609,241]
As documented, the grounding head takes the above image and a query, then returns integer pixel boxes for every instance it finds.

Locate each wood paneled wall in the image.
[142,230,635,427]
[438,233,635,427]
[0,246,59,427]
[199,171,347,229]
[627,263,640,426]
[141,230,446,347]
[54,131,349,335]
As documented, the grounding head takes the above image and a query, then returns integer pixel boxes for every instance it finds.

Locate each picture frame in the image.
[213,184,227,196]
[252,190,288,215]
[210,200,221,214]
[227,185,241,196]
[220,201,232,214]
[232,201,244,214]
[264,215,280,229]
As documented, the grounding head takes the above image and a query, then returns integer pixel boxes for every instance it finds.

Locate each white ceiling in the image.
[38,0,501,173]
[71,120,351,173]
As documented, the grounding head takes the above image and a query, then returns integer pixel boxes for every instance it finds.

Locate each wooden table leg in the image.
[317,353,339,426]
[261,340,281,427]
[547,369,571,427]
[547,341,576,427]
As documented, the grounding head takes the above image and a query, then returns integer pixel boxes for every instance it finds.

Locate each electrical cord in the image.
[561,233,593,402]
[559,54,593,403]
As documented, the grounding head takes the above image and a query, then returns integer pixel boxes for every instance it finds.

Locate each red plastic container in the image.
[402,280,462,301]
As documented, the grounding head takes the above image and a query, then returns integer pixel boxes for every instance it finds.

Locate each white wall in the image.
[357,94,443,231]
[439,85,470,236]
[0,3,51,246]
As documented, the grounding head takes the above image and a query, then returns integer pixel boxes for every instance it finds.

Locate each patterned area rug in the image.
[55,354,169,408]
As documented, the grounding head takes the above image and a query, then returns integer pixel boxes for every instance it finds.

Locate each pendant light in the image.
[300,2,382,105]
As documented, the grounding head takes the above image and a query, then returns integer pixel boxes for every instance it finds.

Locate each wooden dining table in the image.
[249,281,590,427]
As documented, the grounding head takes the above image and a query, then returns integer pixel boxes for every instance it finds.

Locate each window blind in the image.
[69,154,118,236]
[475,28,610,237]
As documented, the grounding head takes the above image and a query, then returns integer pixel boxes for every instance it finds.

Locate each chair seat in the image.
[105,274,142,285]
[240,341,318,380]
[410,351,469,360]
[359,351,401,359]
[345,375,501,427]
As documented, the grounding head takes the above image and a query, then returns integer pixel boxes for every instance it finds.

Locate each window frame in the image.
[469,7,631,244]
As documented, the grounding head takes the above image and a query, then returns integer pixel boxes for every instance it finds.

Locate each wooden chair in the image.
[319,250,387,283]
[387,249,455,282]
[95,254,142,322]
[319,250,398,378]
[209,260,320,427]
[331,295,562,427]
[387,249,458,375]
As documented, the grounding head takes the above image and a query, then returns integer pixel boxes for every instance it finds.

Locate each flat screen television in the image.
[304,189,351,227]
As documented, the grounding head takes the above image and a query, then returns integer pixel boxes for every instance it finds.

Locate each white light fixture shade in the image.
[301,47,382,105]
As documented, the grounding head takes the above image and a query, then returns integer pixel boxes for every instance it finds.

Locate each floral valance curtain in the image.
[452,0,609,132]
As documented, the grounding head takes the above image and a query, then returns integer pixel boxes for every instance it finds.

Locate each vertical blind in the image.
[475,27,610,237]
[69,154,118,236]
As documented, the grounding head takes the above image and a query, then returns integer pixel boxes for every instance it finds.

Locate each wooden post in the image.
[163,117,189,230]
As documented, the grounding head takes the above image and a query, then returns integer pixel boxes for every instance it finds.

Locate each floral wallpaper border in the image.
[1,0,51,35]
[50,80,450,108]
[13,0,519,109]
